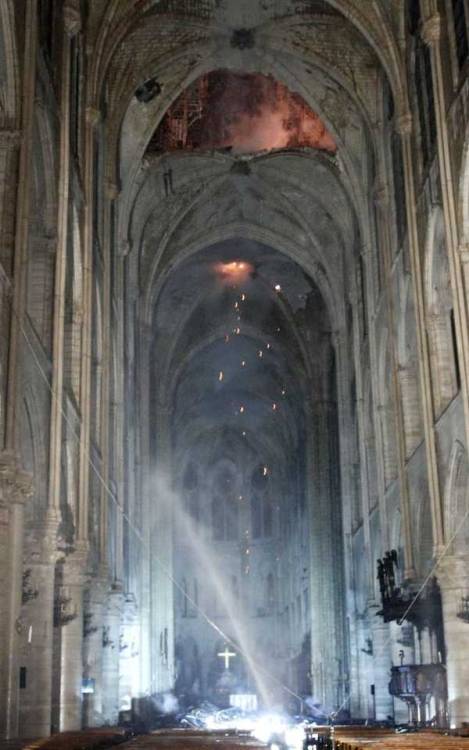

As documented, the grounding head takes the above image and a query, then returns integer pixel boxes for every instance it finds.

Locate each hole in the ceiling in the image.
[147,70,336,155]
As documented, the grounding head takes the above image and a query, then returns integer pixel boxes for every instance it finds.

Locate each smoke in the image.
[152,691,180,714]
[152,71,336,155]
[151,468,274,708]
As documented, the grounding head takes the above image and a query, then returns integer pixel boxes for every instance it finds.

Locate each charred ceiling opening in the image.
[147,70,336,155]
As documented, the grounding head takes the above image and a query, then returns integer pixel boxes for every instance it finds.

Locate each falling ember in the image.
[149,70,337,155]
[235,327,241,335]
[263,466,269,476]
[281,388,286,396]
[272,403,277,411]
[241,360,246,367]
[239,406,245,413]
[274,284,281,292]
[241,294,246,301]
[234,302,239,310]
[266,343,271,350]
[219,371,224,382]
[214,260,254,285]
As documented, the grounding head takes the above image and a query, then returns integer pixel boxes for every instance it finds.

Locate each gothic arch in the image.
[397,274,423,457]
[0,0,20,128]
[444,440,469,553]
[424,206,460,416]
[378,330,398,487]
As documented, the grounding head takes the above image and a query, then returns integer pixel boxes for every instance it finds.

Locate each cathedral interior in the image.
[1,0,469,743]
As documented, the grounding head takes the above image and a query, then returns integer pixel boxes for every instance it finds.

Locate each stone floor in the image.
[0,730,266,750]
[0,728,131,750]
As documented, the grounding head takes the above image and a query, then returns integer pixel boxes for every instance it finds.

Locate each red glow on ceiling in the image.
[149,71,336,155]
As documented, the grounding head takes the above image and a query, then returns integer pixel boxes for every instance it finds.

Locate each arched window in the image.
[250,465,273,538]
[211,465,239,541]
[408,0,436,166]
[184,463,199,522]
[391,131,407,248]
[266,573,275,613]
[181,578,188,617]
[451,0,468,70]
[425,210,460,414]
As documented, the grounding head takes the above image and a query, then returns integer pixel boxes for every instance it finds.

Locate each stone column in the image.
[369,604,393,721]
[53,544,88,732]
[18,514,60,738]
[82,576,108,727]
[308,395,346,713]
[390,621,415,723]
[423,13,469,449]
[151,406,175,694]
[439,555,469,727]
[0,452,33,739]
[101,585,124,725]
[397,111,445,556]
[373,182,416,578]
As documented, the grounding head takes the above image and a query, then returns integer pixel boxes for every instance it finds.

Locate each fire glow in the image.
[214,260,254,284]
[150,70,336,155]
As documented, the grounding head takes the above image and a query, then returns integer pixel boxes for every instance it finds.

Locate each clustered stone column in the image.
[439,555,469,727]
[19,514,60,738]
[0,452,33,738]
[53,545,88,732]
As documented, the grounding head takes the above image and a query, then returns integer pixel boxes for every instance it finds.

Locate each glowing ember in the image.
[149,70,336,155]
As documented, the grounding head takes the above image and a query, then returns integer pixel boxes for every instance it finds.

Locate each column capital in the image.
[395,112,413,137]
[373,181,389,208]
[459,243,469,264]
[24,510,61,565]
[0,129,21,148]
[61,542,90,587]
[63,1,82,36]
[104,179,120,201]
[437,553,469,588]
[422,14,442,47]
[0,451,34,508]
[85,106,101,128]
